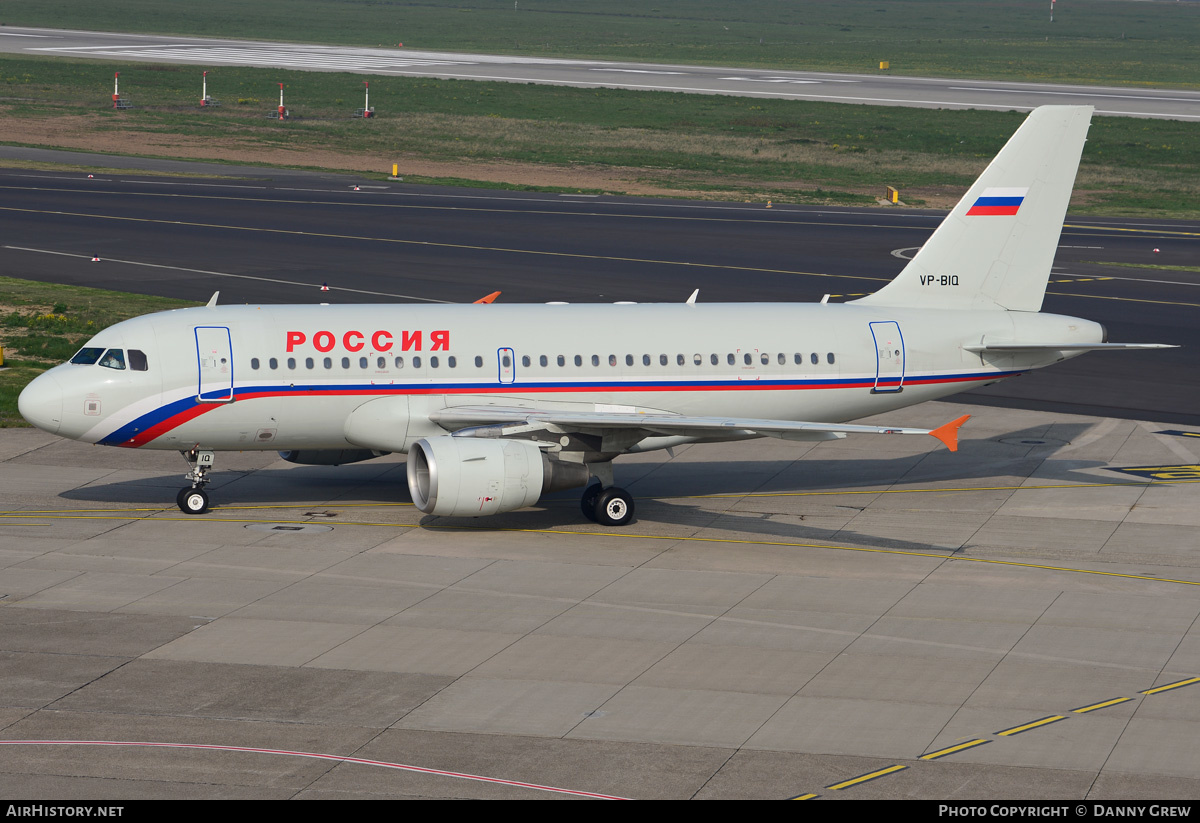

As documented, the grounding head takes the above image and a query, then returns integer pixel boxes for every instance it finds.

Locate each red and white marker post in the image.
[278,82,286,120]
[112,72,120,108]
[201,71,209,106]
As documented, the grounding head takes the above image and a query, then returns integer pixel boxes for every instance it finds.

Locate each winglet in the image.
[474,291,501,304]
[929,414,970,452]
[206,291,219,308]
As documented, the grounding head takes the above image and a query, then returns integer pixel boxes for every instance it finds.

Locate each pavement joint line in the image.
[3,511,1200,587]
[0,477,1185,517]
[667,478,1200,499]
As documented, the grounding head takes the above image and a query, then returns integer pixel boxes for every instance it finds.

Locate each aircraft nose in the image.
[18,372,63,435]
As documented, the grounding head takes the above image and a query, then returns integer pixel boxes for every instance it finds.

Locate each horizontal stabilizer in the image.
[965,342,1178,353]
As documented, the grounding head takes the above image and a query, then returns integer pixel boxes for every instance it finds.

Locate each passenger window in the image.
[430,356,439,368]
[323,357,333,369]
[287,357,296,370]
[521,355,530,367]
[811,353,819,365]
[794,353,802,365]
[448,356,457,368]
[70,347,105,365]
[540,355,548,367]
[642,354,650,366]
[727,353,735,365]
[761,353,769,365]
[98,349,126,370]
[827,352,836,364]
[395,357,405,368]
[305,358,315,369]
[660,354,668,366]
[129,349,149,371]
[250,357,260,370]
[575,355,583,367]
[592,355,600,367]
[341,357,350,369]
[360,357,368,369]
[557,355,565,367]
[677,354,685,366]
[693,353,702,365]
[710,354,718,365]
[377,357,385,369]
[744,353,752,365]
[778,353,786,365]
[270,358,279,370]
[474,356,483,367]
[412,356,422,368]
[609,354,618,367]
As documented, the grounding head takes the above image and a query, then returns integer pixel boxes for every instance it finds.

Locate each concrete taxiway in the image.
[1,401,1198,799]
[2,26,1199,120]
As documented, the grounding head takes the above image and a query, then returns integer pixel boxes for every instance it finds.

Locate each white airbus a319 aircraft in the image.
[18,106,1173,525]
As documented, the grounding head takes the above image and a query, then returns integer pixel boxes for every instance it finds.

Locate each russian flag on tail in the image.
[967,187,1028,216]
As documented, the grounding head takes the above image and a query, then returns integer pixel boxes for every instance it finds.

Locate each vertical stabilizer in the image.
[853,106,1092,312]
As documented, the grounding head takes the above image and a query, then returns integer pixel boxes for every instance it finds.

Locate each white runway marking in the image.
[33,45,473,71]
[3,245,453,303]
[950,86,1200,104]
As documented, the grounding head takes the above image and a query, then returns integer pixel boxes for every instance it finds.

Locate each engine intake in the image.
[407,435,589,517]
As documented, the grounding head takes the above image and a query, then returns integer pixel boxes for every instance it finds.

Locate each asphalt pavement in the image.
[0,157,1195,425]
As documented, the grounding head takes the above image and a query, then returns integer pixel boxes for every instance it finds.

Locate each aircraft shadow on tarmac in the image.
[54,424,1108,550]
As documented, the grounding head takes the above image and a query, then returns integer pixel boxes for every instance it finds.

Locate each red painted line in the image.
[0,740,628,799]
[115,370,1016,448]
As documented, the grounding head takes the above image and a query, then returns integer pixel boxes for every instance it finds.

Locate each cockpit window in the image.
[98,349,126,370]
[70,347,105,365]
[128,349,148,371]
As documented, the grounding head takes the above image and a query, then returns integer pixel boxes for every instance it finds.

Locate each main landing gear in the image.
[581,483,635,526]
[579,461,635,526]
[177,447,215,515]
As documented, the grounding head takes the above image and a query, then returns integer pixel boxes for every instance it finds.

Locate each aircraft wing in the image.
[429,407,970,451]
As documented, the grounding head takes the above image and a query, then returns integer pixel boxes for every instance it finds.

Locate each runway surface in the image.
[0,161,1196,425]
[3,26,1199,120]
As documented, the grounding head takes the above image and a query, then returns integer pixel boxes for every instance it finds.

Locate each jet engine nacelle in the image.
[278,449,386,466]
[406,435,589,517]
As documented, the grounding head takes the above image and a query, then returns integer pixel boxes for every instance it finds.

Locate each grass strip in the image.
[1,0,1199,87]
[0,277,197,427]
[3,54,1199,215]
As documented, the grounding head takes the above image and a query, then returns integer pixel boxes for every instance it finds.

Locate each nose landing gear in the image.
[177,447,215,514]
